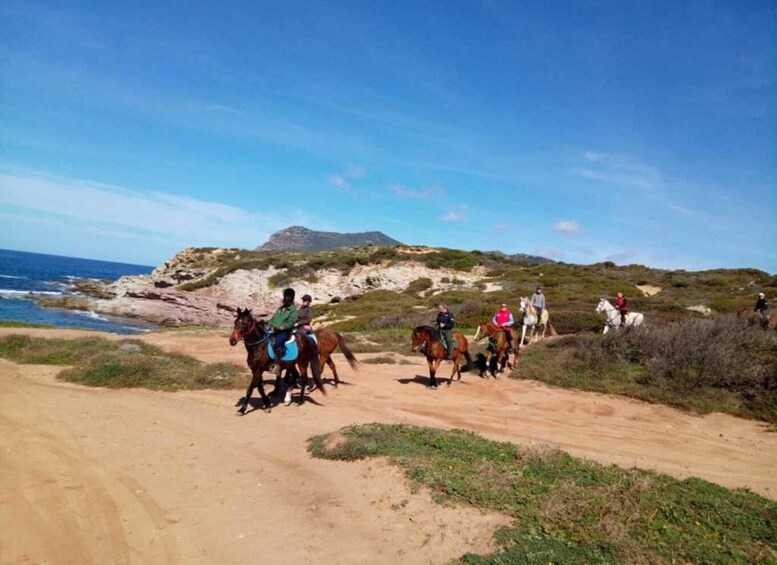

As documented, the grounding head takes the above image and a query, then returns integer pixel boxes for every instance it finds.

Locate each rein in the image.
[238,318,270,348]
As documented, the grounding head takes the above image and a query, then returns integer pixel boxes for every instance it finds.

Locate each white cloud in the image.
[328,175,350,189]
[441,205,468,223]
[553,220,582,235]
[327,164,366,190]
[575,151,696,216]
[387,183,443,199]
[0,170,313,251]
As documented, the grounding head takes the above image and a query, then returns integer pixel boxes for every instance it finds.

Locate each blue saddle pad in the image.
[268,338,298,362]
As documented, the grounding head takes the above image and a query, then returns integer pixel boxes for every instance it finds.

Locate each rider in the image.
[530,286,545,324]
[492,303,515,353]
[755,292,770,327]
[268,287,299,376]
[294,294,314,337]
[615,292,629,326]
[436,302,456,360]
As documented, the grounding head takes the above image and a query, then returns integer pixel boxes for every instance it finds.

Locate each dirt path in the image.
[1,327,776,564]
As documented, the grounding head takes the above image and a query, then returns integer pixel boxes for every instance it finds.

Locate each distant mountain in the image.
[256,226,403,252]
[487,250,555,265]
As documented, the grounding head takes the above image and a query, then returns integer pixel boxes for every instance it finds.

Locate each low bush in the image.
[0,335,248,390]
[516,316,777,423]
[310,424,777,563]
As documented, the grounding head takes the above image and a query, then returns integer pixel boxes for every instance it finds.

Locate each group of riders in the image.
[262,286,772,369]
[435,285,550,360]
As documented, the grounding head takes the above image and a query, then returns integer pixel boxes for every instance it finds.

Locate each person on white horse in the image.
[595,295,644,334]
[531,286,545,323]
[518,287,550,346]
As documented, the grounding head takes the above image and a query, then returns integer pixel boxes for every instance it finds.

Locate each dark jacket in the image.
[755,298,769,312]
[437,311,455,330]
[297,305,313,327]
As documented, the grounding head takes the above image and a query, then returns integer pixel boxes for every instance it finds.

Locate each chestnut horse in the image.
[473,321,519,377]
[229,308,325,414]
[410,325,473,388]
[314,328,360,387]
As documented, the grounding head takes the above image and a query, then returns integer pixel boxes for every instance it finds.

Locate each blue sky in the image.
[1,1,775,271]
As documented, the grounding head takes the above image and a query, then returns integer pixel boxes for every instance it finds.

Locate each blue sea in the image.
[0,249,155,334]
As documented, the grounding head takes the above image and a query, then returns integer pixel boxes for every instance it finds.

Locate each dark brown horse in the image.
[474,321,519,377]
[229,308,325,414]
[410,325,473,388]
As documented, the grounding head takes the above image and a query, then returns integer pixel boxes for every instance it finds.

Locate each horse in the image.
[410,325,473,388]
[229,308,325,414]
[595,298,645,334]
[518,297,550,346]
[473,321,519,377]
[287,328,360,400]
[314,328,360,387]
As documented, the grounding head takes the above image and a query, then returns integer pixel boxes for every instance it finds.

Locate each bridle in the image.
[234,316,270,348]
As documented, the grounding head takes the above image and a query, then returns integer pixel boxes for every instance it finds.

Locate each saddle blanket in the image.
[268,333,317,362]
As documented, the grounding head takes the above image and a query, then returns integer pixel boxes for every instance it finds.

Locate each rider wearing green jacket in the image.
[268,288,298,375]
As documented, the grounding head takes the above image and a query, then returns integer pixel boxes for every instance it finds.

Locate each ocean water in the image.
[0,248,155,334]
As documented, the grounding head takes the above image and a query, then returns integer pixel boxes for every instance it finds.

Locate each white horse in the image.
[595,298,645,334]
[518,297,549,346]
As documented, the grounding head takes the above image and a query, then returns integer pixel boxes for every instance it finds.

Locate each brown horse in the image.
[314,328,360,387]
[474,321,519,377]
[410,325,473,388]
[229,308,325,414]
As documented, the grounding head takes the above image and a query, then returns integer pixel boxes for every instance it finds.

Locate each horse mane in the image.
[413,325,441,342]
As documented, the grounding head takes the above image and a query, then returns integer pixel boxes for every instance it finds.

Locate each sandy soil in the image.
[636,284,662,297]
[1,327,776,564]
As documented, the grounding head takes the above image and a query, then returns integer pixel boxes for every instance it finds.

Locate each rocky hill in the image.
[53,243,773,331]
[256,226,402,252]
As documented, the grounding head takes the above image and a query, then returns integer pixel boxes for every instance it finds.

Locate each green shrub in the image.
[404,277,433,294]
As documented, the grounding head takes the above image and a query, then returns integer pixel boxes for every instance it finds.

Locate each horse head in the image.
[595,298,606,314]
[474,322,486,341]
[410,325,431,352]
[230,308,266,346]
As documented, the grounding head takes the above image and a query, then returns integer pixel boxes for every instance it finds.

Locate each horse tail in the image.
[547,321,558,337]
[335,332,361,371]
[461,350,473,372]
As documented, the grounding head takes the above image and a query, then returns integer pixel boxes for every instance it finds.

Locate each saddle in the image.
[267,332,318,362]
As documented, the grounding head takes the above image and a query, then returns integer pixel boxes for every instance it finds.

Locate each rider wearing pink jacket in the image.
[492,304,515,352]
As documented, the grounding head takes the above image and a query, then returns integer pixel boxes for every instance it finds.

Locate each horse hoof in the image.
[263,407,272,414]
[236,410,245,417]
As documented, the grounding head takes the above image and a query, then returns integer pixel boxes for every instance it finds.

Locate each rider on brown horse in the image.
[268,287,298,376]
[436,303,456,360]
[492,303,515,353]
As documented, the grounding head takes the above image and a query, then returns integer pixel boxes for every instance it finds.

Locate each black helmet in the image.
[283,288,295,299]
[301,294,312,302]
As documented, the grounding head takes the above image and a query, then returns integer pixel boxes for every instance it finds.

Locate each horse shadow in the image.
[396,375,433,387]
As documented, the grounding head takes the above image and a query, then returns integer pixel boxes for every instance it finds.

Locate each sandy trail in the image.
[1,327,776,564]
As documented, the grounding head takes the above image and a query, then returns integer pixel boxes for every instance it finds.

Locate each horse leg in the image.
[296,362,309,406]
[326,357,340,387]
[236,376,255,415]
[520,325,527,347]
[428,357,442,389]
[254,372,272,413]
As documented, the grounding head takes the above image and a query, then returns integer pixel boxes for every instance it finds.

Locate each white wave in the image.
[72,310,109,321]
[0,274,26,279]
[0,290,64,298]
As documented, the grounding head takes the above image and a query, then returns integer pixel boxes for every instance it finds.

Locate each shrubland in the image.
[310,423,777,563]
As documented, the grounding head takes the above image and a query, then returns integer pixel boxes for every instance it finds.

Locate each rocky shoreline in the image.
[40,247,494,327]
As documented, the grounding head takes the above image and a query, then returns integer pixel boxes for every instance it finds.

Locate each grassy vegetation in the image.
[172,245,773,335]
[0,335,248,390]
[0,320,54,328]
[309,423,777,564]
[515,317,777,423]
